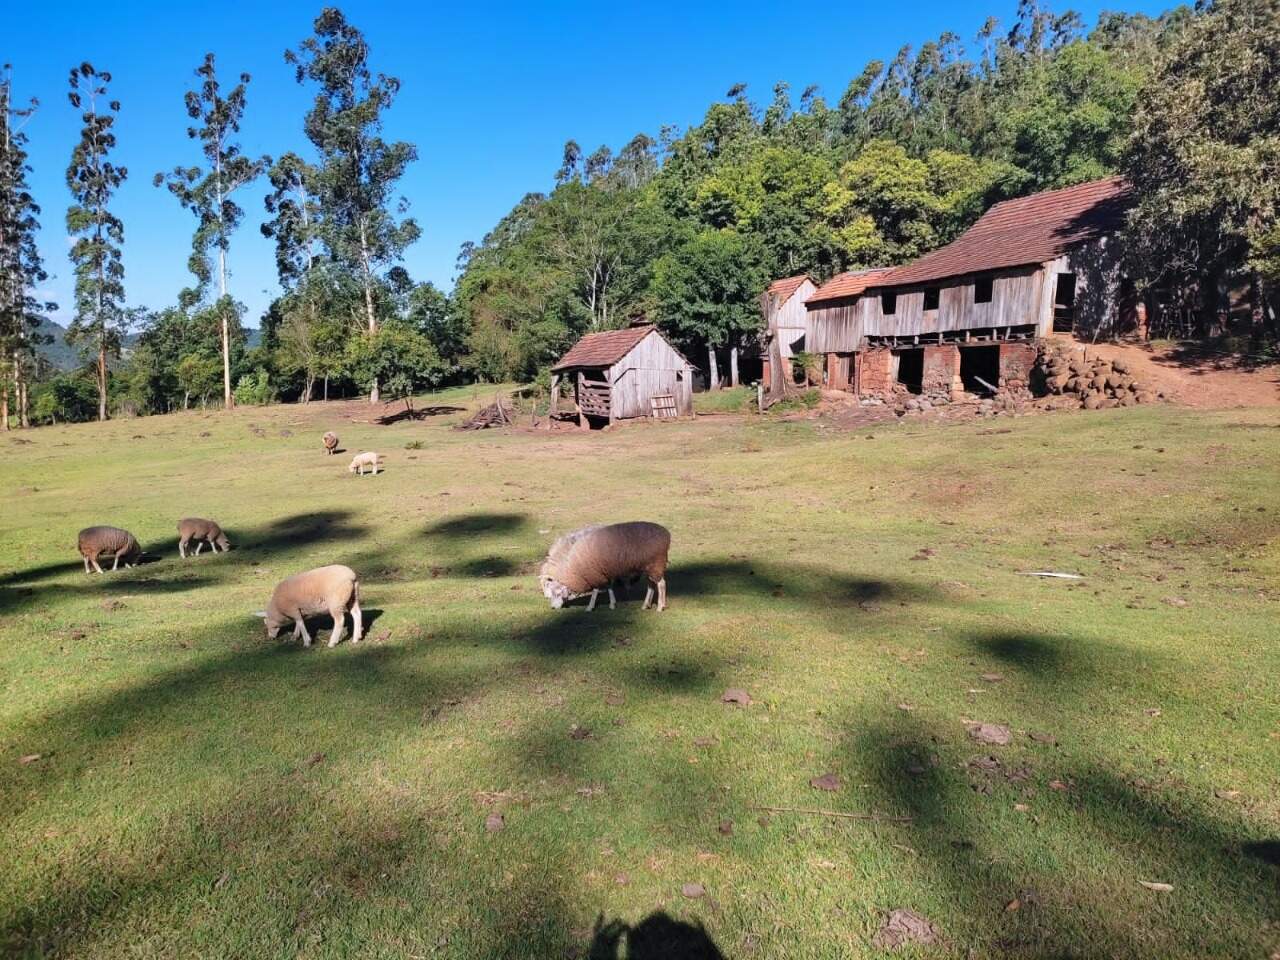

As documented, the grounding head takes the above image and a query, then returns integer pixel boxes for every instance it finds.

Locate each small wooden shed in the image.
[549,323,694,427]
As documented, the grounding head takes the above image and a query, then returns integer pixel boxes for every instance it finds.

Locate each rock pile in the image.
[1033,342,1160,409]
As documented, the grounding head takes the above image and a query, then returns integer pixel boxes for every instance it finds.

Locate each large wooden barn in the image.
[549,323,694,427]
[802,176,1132,398]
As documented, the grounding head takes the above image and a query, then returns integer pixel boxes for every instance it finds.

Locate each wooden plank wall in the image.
[609,331,694,419]
[807,266,1050,352]
[772,280,815,359]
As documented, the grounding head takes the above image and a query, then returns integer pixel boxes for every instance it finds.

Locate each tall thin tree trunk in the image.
[357,217,379,403]
[730,344,740,387]
[707,344,720,391]
[98,343,107,422]
[219,247,233,410]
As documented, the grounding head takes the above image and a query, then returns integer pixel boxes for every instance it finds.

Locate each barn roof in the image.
[872,176,1131,289]
[805,267,895,307]
[765,275,813,303]
[551,324,693,372]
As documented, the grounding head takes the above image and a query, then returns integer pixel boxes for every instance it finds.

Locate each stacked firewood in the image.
[456,395,513,430]
[1033,343,1160,409]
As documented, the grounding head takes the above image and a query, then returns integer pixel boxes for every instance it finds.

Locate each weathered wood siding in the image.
[762,280,816,359]
[807,267,1050,350]
[609,330,693,419]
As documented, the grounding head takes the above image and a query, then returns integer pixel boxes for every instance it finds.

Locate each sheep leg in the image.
[657,578,667,611]
[179,539,187,559]
[297,616,313,648]
[92,558,104,574]
[82,555,91,574]
[608,588,616,610]
[111,551,121,571]
[195,541,204,556]
[327,609,345,648]
[587,589,599,612]
[643,583,654,609]
[350,602,363,644]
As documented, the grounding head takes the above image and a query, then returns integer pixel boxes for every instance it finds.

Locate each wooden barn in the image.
[549,323,694,427]
[758,274,816,394]
[805,177,1133,398]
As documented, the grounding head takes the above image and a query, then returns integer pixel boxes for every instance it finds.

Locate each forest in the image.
[0,0,1277,426]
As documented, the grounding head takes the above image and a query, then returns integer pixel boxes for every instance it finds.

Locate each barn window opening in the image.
[676,371,684,382]
[881,292,897,315]
[894,349,923,394]
[960,345,1001,394]
[1053,273,1077,332]
[974,277,994,303]
[923,288,940,312]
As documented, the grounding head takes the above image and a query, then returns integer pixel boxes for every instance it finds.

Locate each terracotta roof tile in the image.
[805,267,895,306]
[552,325,657,371]
[765,275,812,303]
[874,177,1131,289]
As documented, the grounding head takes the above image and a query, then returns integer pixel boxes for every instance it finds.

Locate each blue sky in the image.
[10,0,1169,329]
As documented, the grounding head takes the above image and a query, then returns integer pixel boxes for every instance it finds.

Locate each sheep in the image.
[78,526,141,574]
[348,451,382,476]
[256,564,362,648]
[177,517,230,558]
[323,431,339,455]
[539,521,670,612]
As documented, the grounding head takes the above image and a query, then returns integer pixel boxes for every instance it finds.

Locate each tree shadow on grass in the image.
[675,559,931,607]
[423,512,530,538]
[588,912,724,959]
[847,711,1278,957]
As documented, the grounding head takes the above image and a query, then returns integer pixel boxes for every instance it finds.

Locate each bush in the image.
[234,370,278,406]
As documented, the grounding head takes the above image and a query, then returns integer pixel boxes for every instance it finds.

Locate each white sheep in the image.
[323,431,339,455]
[539,521,670,611]
[77,526,142,574]
[348,451,382,475]
[177,517,230,558]
[256,564,362,648]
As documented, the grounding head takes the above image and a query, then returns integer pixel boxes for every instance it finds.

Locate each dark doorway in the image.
[1053,273,1077,332]
[960,345,1000,394]
[894,349,923,394]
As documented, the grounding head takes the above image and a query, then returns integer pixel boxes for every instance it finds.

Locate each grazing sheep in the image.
[256,564,362,648]
[323,431,339,455]
[78,526,141,574]
[539,521,670,612]
[348,451,382,475]
[177,517,231,558]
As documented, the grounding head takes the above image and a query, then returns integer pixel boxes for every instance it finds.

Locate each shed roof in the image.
[805,267,895,307]
[551,324,692,373]
[872,176,1131,289]
[765,275,813,303]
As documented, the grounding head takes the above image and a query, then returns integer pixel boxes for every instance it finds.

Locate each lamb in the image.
[539,521,670,611]
[78,525,142,574]
[256,564,362,648]
[323,431,339,455]
[177,517,231,558]
[348,451,382,475]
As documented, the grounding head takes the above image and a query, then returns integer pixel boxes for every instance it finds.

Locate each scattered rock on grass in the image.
[721,688,752,706]
[681,882,706,899]
[718,820,734,836]
[872,908,940,949]
[810,772,841,792]
[966,722,1012,746]
[484,813,505,832]
[1138,880,1173,893]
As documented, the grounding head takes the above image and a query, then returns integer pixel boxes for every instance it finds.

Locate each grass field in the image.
[2,388,1278,959]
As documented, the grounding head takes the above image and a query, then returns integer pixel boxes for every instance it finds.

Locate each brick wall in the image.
[922,345,961,398]
[856,349,894,397]
[998,342,1036,390]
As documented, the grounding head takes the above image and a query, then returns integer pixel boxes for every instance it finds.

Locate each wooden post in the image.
[607,367,615,426]
[730,345,739,387]
[547,373,559,430]
[577,371,588,430]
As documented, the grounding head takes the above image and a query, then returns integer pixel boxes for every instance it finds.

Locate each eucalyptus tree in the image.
[155,53,268,409]
[0,66,53,429]
[64,62,127,422]
[287,7,420,402]
[261,151,320,289]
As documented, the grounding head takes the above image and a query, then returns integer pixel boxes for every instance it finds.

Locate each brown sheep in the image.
[78,526,142,574]
[177,518,231,558]
[539,522,670,611]
[323,431,339,455]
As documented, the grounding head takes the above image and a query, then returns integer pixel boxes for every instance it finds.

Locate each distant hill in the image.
[32,318,262,372]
